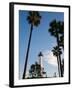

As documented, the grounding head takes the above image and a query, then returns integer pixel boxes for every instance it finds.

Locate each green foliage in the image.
[27,11,41,27]
[48,19,64,49]
[52,46,62,57]
[29,62,42,78]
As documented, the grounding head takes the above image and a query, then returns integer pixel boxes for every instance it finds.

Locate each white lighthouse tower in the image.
[38,52,46,77]
[38,52,43,68]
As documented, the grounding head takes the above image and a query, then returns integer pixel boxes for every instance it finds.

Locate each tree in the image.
[52,46,62,77]
[22,11,41,79]
[58,21,64,49]
[48,20,64,77]
[29,62,42,78]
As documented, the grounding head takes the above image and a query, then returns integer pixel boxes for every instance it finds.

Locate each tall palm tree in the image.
[48,19,63,77]
[22,11,41,79]
[58,21,64,76]
[52,46,62,77]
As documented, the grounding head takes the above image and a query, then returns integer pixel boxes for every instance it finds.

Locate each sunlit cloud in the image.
[43,50,57,67]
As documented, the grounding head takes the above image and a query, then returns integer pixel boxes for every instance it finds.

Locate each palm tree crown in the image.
[27,11,41,27]
[52,46,62,57]
[49,20,64,37]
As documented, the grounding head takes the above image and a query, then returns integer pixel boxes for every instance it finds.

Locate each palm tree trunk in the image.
[56,33,62,77]
[57,55,61,77]
[22,24,33,79]
[59,53,63,77]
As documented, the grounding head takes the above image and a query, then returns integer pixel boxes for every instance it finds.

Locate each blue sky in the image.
[19,10,64,79]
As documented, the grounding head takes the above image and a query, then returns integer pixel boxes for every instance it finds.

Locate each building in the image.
[38,52,47,77]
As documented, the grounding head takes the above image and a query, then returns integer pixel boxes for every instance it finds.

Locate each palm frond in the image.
[27,11,41,27]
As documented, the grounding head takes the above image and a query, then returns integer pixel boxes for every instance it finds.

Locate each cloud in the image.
[43,50,57,67]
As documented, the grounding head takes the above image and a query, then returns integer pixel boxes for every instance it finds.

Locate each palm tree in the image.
[22,11,41,79]
[48,20,63,77]
[52,46,62,77]
[58,21,64,76]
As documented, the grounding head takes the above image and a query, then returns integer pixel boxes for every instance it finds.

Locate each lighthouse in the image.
[38,52,47,77]
[38,52,43,68]
[38,52,44,77]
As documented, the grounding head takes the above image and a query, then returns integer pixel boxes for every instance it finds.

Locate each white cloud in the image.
[43,50,58,67]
